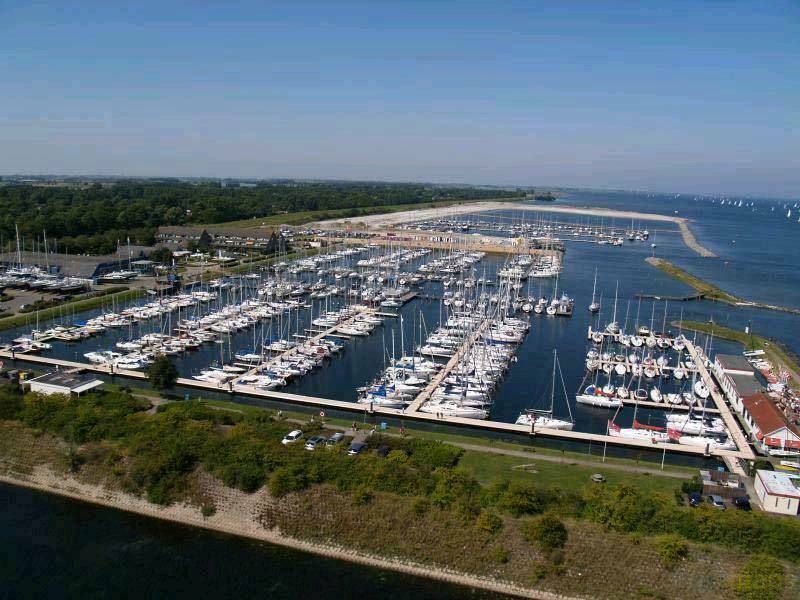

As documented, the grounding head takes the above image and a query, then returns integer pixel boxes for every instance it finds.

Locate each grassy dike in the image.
[645,257,740,303]
[0,287,146,332]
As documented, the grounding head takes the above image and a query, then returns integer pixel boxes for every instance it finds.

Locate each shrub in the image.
[201,503,216,518]
[268,466,307,497]
[0,385,23,420]
[477,510,503,534]
[411,497,430,516]
[654,534,689,569]
[352,485,374,505]
[495,482,553,517]
[729,555,786,600]
[680,475,703,495]
[489,546,509,564]
[522,513,568,552]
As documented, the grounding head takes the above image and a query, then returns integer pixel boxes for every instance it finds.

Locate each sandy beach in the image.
[314,201,716,258]
[0,468,566,600]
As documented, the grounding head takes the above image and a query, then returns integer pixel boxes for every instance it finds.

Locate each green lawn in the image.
[457,450,687,495]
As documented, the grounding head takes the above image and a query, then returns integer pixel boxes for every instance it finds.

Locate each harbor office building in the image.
[754,470,800,516]
[712,353,761,413]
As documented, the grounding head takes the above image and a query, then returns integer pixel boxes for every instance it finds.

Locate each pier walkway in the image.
[405,319,491,414]
[684,340,755,469]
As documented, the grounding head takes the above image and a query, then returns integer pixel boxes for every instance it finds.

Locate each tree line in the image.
[0,181,522,255]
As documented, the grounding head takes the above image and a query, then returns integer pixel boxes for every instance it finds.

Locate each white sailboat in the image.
[516,350,574,430]
[588,267,600,313]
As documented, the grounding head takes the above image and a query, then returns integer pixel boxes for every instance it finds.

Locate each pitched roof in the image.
[741,392,799,438]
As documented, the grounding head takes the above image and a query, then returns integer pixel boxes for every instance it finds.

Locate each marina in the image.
[0,228,759,462]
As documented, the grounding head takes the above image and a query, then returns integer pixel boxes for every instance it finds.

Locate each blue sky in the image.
[1,1,798,196]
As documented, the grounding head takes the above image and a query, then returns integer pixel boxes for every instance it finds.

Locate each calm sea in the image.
[0,483,504,599]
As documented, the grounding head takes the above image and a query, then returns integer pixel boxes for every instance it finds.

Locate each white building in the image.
[25,371,104,396]
[754,470,800,516]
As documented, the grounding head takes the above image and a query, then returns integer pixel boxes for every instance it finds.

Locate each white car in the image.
[281,430,303,445]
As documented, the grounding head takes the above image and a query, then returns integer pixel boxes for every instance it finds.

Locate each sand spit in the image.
[314,201,716,258]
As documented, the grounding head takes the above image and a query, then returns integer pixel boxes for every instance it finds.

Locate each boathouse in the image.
[24,370,104,397]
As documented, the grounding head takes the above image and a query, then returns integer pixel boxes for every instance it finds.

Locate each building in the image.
[24,370,104,396]
[740,392,800,456]
[712,353,761,412]
[754,469,800,516]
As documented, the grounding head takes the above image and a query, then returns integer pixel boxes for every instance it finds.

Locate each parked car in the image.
[707,494,726,510]
[732,496,752,511]
[688,491,702,507]
[347,441,367,456]
[281,430,303,445]
[326,432,345,446]
[304,435,327,451]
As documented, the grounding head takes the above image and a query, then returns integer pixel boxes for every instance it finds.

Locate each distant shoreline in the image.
[0,470,556,600]
[314,201,717,258]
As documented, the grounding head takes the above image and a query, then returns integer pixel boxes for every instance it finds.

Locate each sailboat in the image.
[516,350,574,430]
[588,267,600,313]
[605,281,620,334]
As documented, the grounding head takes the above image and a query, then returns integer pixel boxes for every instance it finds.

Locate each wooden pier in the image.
[405,319,491,414]
[683,340,755,466]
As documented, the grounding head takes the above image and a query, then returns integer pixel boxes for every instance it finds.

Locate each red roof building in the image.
[741,392,800,455]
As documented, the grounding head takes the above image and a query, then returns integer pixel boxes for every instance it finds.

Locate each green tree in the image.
[522,512,568,552]
[148,246,173,265]
[147,355,178,390]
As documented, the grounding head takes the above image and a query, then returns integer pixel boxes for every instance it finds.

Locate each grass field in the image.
[457,450,685,495]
